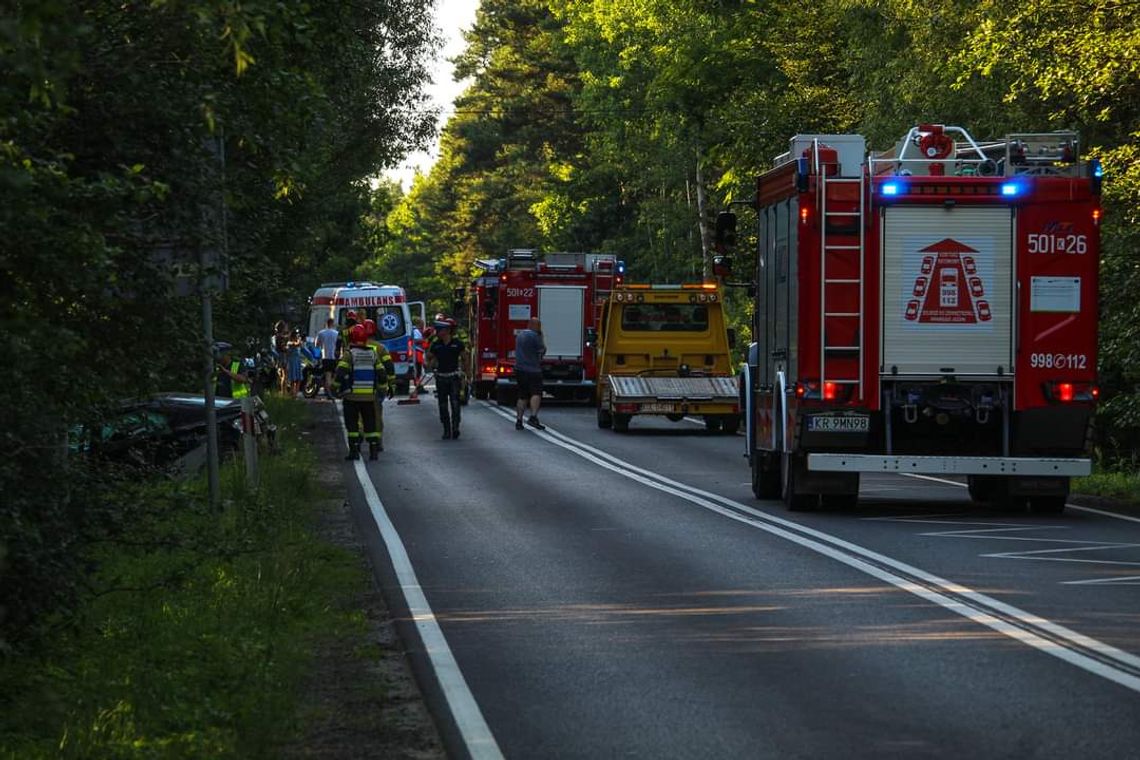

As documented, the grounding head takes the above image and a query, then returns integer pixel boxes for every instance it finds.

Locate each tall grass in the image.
[0,399,366,759]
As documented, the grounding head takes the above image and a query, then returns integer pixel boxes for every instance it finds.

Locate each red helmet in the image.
[363,318,377,337]
[349,324,369,345]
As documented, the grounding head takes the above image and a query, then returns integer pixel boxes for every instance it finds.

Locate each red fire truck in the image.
[464,250,620,405]
[724,124,1102,513]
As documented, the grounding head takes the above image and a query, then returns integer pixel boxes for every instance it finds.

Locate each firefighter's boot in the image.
[369,440,381,461]
[345,440,361,461]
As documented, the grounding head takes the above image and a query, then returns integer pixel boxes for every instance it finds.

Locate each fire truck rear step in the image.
[808,454,1091,477]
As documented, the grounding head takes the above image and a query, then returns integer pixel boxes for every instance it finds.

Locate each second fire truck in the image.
[464,250,620,405]
[722,124,1101,513]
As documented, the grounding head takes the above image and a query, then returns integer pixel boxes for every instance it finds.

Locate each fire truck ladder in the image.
[814,141,865,401]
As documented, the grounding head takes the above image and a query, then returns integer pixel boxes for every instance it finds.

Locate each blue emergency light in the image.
[880,182,902,197]
[617,260,626,274]
[1000,182,1024,197]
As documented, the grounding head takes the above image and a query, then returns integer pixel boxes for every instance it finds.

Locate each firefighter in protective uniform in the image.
[335,324,395,460]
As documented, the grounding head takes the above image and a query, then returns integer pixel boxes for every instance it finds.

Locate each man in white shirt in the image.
[315,318,340,399]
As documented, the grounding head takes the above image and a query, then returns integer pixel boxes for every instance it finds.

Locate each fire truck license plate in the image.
[807,415,869,433]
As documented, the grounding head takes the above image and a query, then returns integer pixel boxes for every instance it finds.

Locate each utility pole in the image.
[201,130,227,509]
[201,258,221,509]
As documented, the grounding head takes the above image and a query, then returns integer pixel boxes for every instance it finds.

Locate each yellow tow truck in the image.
[593,283,741,433]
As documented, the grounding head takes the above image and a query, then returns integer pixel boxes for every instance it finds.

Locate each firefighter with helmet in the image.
[363,316,397,433]
[334,324,394,460]
[335,310,360,358]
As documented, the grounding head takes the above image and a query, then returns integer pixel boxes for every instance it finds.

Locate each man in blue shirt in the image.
[514,318,546,430]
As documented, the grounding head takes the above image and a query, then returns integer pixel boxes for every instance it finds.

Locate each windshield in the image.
[620,303,709,332]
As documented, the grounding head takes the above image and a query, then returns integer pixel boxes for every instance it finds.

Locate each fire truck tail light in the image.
[796,379,853,403]
[482,364,495,374]
[1044,381,1097,403]
[1092,208,1102,225]
[800,206,810,223]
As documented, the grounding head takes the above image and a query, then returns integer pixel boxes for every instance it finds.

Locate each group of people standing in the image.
[218,307,550,460]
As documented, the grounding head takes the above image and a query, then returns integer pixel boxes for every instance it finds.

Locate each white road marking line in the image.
[480,402,1140,693]
[339,405,503,760]
[900,473,1140,525]
[1062,575,1140,586]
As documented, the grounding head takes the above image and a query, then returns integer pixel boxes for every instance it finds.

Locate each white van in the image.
[308,282,426,393]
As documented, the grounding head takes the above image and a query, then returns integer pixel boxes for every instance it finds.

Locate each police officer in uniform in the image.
[426,320,466,439]
[334,324,392,460]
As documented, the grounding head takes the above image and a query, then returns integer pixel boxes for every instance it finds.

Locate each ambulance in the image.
[308,282,426,394]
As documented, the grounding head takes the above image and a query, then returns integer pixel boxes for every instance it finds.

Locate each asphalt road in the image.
[331,394,1140,759]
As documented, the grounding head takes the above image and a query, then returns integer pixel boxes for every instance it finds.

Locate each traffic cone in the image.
[398,373,433,405]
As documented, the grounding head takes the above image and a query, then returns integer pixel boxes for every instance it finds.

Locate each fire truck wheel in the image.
[752,455,781,500]
[495,386,517,407]
[597,407,613,429]
[613,413,631,433]
[704,416,723,433]
[396,381,410,396]
[1028,496,1067,515]
[721,415,741,435]
[474,382,491,400]
[781,453,817,511]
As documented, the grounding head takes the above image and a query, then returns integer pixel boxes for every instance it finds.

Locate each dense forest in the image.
[363,0,1139,458]
[2,0,1138,652]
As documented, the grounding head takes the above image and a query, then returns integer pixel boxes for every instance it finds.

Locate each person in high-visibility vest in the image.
[215,346,250,399]
[334,324,392,460]
[362,318,397,440]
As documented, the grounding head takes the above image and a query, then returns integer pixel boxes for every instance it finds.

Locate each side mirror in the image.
[727,328,737,350]
[585,327,598,346]
[714,211,738,253]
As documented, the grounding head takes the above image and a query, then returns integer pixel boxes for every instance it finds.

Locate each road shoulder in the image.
[284,401,445,759]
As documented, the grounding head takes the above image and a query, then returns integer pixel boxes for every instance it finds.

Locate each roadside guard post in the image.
[241,396,260,489]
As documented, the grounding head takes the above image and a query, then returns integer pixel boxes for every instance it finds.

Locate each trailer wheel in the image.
[704,416,723,433]
[752,454,781,500]
[613,413,631,433]
[597,407,613,429]
[781,453,817,511]
[721,415,741,435]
